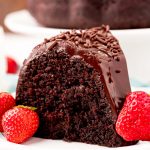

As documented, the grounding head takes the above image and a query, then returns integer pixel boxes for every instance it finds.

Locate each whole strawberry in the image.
[6,56,19,74]
[0,92,15,132]
[116,91,150,141]
[2,106,39,144]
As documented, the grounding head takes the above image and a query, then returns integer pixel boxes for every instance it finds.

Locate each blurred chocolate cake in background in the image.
[27,0,150,29]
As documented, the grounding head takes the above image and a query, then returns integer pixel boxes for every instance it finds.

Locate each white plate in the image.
[0,133,150,150]
[4,10,150,85]
[4,10,150,37]
[0,87,150,150]
[4,10,68,37]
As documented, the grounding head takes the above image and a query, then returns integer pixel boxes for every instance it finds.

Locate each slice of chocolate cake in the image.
[16,25,137,147]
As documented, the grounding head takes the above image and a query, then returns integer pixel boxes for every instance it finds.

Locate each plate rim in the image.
[4,9,150,36]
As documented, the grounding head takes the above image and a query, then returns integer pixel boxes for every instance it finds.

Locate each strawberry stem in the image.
[16,105,37,111]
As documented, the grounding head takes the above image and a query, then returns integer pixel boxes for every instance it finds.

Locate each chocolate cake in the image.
[27,0,150,29]
[16,26,137,147]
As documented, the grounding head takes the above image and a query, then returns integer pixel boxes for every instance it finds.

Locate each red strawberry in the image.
[0,92,15,132]
[116,91,150,141]
[6,56,19,74]
[2,106,39,144]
